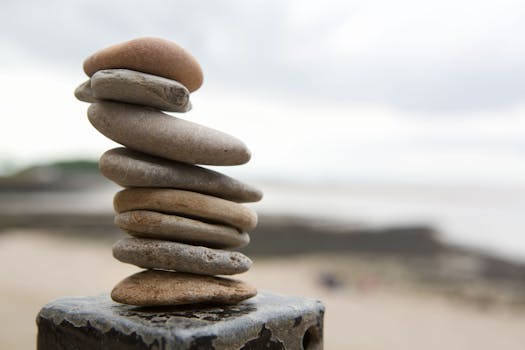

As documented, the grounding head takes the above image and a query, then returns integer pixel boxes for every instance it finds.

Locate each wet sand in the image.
[2,230,525,349]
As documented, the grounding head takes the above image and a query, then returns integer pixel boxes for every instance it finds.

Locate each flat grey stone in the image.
[91,69,191,112]
[116,210,250,249]
[111,270,256,306]
[114,188,258,231]
[113,237,252,275]
[37,292,324,350]
[100,147,263,203]
[88,101,251,166]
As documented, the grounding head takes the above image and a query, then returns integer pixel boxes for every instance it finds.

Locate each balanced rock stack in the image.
[75,37,262,306]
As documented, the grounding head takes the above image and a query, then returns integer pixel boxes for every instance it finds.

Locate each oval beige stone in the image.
[83,37,203,92]
[116,210,250,249]
[111,270,257,306]
[91,69,191,112]
[89,101,251,166]
[100,148,263,203]
[114,188,258,231]
[113,237,252,275]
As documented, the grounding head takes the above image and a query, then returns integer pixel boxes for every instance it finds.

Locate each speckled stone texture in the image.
[37,292,324,350]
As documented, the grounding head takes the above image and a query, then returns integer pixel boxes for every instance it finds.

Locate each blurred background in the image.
[1,0,525,349]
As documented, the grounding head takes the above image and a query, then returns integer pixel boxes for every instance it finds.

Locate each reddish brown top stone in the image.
[83,37,203,92]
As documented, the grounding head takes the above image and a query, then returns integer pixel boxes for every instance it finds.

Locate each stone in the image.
[37,292,324,350]
[83,37,203,92]
[100,148,263,203]
[113,237,252,275]
[88,101,251,166]
[115,210,250,249]
[90,69,191,112]
[114,188,258,231]
[111,270,257,306]
[74,80,96,103]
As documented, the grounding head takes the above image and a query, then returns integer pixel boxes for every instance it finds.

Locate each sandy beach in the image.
[2,230,525,350]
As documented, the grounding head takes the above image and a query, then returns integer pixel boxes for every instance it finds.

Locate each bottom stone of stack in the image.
[111,270,257,306]
[37,292,324,350]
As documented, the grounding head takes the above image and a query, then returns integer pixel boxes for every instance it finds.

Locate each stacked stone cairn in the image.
[74,37,262,307]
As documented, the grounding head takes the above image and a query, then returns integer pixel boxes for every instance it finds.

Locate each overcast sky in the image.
[1,0,524,185]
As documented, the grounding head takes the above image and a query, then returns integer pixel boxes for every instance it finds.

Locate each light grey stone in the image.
[115,210,250,249]
[90,69,191,112]
[112,237,252,275]
[100,147,263,203]
[88,101,251,166]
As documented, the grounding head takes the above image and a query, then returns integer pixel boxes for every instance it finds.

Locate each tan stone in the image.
[114,188,257,231]
[99,148,263,203]
[112,237,252,275]
[89,101,251,166]
[115,210,250,249]
[111,270,257,306]
[83,37,203,92]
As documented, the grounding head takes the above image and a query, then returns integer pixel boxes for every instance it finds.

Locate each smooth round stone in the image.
[116,210,250,249]
[113,237,252,275]
[74,80,96,103]
[88,101,251,166]
[100,148,263,203]
[114,188,258,231]
[91,69,191,112]
[111,270,257,306]
[83,37,203,92]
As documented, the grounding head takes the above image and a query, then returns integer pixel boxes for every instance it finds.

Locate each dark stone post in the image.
[36,292,324,350]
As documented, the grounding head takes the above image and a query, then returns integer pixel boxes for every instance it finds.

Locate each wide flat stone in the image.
[75,69,191,112]
[37,292,324,350]
[113,237,252,275]
[114,188,258,231]
[116,210,250,249]
[100,148,263,203]
[83,37,203,92]
[89,101,251,166]
[111,270,256,306]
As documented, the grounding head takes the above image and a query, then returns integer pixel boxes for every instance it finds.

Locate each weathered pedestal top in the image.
[36,292,324,350]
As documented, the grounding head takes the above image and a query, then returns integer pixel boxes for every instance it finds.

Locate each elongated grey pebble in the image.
[88,101,250,166]
[89,69,191,112]
[100,147,263,203]
[113,237,252,275]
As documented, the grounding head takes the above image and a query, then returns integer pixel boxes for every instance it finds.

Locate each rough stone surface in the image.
[89,69,191,112]
[83,37,203,92]
[37,292,324,349]
[74,80,96,103]
[116,210,250,249]
[114,188,258,231]
[111,270,256,306]
[113,237,252,275]
[100,148,263,203]
[89,101,251,165]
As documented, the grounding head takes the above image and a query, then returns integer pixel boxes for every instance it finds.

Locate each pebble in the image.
[100,148,263,203]
[113,237,252,275]
[83,37,203,92]
[111,270,257,306]
[114,188,258,231]
[115,210,250,249]
[74,80,96,103]
[88,101,251,165]
[91,69,191,112]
